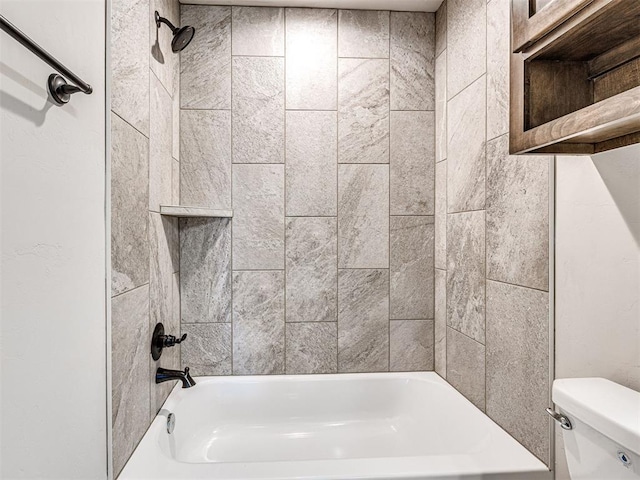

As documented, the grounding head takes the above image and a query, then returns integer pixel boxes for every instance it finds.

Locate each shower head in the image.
[171,25,195,53]
[155,11,195,53]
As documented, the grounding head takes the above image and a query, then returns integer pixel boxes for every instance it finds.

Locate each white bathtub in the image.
[119,372,551,480]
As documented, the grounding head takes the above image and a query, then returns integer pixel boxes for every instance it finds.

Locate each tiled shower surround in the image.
[110,0,181,475]
[178,7,436,376]
[110,0,552,477]
[435,0,552,466]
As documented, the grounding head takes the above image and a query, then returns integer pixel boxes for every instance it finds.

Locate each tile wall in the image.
[110,1,554,475]
[110,0,181,475]
[178,7,436,376]
[434,0,553,466]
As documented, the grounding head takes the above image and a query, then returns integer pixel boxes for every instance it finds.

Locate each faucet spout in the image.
[156,367,196,389]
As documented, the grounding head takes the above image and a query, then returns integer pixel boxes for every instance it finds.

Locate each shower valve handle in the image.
[151,323,186,361]
[162,333,187,347]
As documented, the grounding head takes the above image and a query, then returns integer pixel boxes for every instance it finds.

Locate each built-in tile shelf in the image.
[160,205,233,218]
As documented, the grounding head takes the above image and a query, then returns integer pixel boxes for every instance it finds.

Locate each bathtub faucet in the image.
[156,367,196,389]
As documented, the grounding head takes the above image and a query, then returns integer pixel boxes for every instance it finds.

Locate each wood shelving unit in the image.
[510,0,640,155]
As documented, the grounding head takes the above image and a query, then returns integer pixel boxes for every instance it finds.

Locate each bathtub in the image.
[119,372,551,480]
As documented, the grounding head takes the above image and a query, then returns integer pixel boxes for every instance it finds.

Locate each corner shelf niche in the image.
[159,205,233,218]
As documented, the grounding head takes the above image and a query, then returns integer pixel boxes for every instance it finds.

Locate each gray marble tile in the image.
[286,217,337,323]
[447,75,486,213]
[435,1,447,57]
[390,12,435,111]
[150,214,179,337]
[180,5,231,109]
[151,271,181,415]
[390,216,434,320]
[286,323,338,374]
[232,7,284,56]
[181,323,232,375]
[447,211,485,344]
[435,51,447,162]
[338,58,389,164]
[285,111,337,216]
[338,164,389,269]
[233,271,285,375]
[487,135,549,291]
[172,159,179,204]
[390,320,434,371]
[111,113,149,296]
[286,8,337,110]
[173,272,180,324]
[232,57,284,164]
[232,164,285,270]
[338,269,389,373]
[446,327,485,411]
[112,0,149,135]
[180,110,231,209]
[447,0,486,99]
[487,0,510,141]
[338,10,389,58]
[435,161,447,270]
[150,0,180,96]
[435,269,447,378]
[390,111,435,215]
[112,285,150,477]
[172,73,180,161]
[486,280,550,465]
[150,73,173,212]
[180,218,231,323]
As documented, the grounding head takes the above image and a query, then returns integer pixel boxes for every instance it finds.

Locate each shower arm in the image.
[155,12,178,33]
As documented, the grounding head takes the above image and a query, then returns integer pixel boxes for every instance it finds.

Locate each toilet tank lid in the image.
[553,378,640,455]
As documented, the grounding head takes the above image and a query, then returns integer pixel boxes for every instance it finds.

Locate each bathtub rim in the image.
[120,371,551,480]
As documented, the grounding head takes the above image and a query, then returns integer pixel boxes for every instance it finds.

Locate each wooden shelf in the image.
[510,0,640,154]
[159,205,233,218]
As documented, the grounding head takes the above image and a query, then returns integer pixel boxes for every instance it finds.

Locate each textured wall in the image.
[178,7,436,376]
[434,0,553,467]
[1,1,107,477]
[110,0,181,476]
[554,145,640,479]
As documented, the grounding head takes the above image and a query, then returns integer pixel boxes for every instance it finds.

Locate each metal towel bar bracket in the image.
[0,14,92,106]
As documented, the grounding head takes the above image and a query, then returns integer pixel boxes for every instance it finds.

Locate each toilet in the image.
[553,378,640,479]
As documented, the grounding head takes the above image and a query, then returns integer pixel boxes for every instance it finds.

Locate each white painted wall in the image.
[554,144,640,479]
[0,0,107,478]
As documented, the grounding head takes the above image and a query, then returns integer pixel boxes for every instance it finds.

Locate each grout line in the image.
[335,9,341,374]
[387,13,392,374]
[338,55,391,60]
[111,110,149,141]
[285,108,338,112]
[446,71,486,104]
[231,54,285,58]
[180,107,232,111]
[389,318,435,322]
[447,207,487,215]
[486,276,551,294]
[446,323,485,348]
[440,1,448,381]
[229,10,235,376]
[110,282,150,300]
[283,10,288,374]
[484,0,489,412]
[230,162,285,165]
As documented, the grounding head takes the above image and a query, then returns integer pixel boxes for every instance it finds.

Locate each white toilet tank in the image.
[553,378,640,480]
